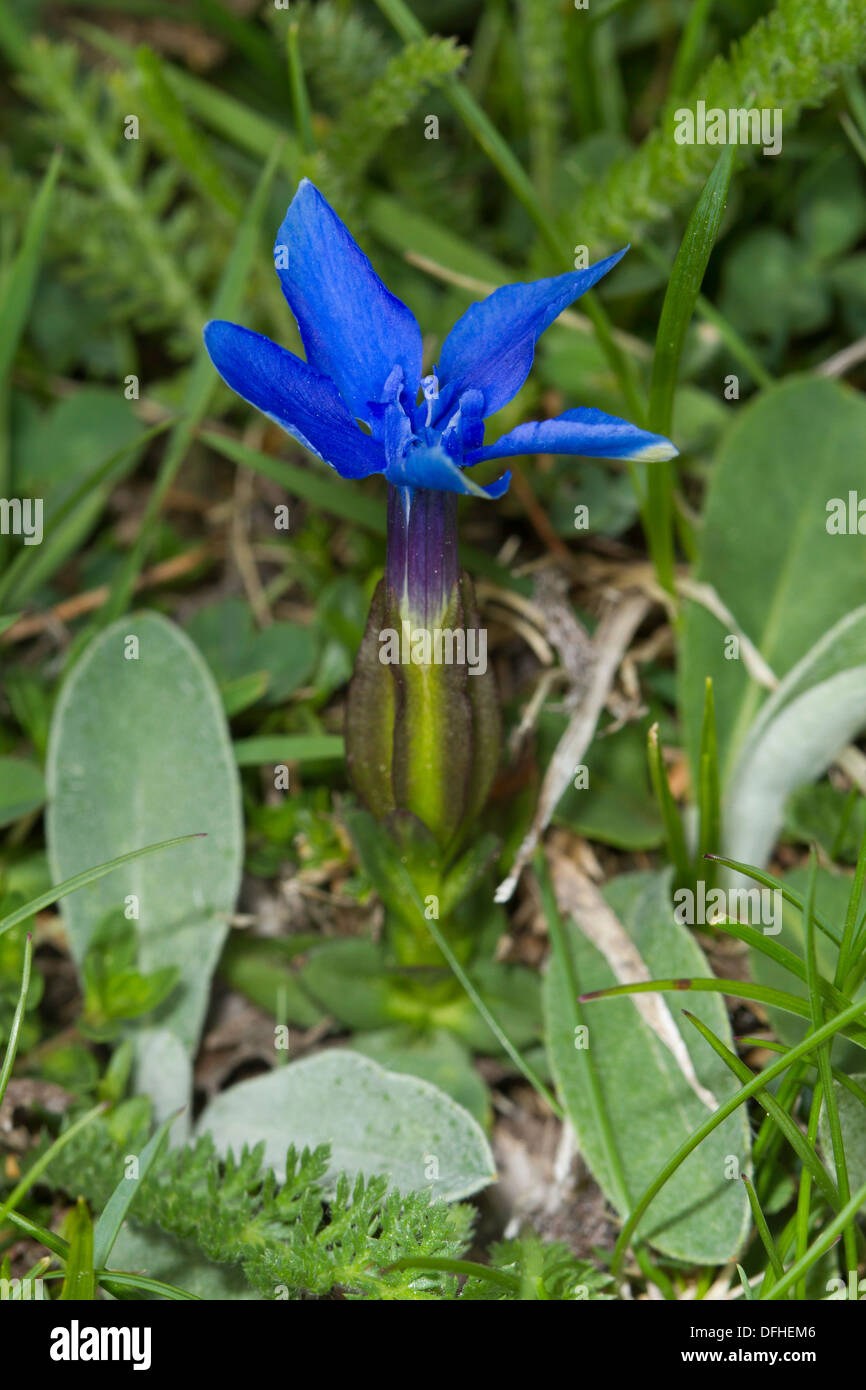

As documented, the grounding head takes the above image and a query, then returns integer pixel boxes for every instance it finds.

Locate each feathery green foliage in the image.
[7,39,211,350]
[40,1115,473,1300]
[323,36,468,195]
[576,0,866,245]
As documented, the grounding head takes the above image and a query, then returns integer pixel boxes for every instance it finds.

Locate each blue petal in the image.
[387,440,510,498]
[434,250,627,422]
[474,406,678,463]
[274,180,423,423]
[203,320,386,479]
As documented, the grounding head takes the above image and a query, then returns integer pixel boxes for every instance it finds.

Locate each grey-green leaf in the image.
[45,612,243,1059]
[725,607,866,870]
[543,870,750,1264]
[196,1050,496,1203]
[680,377,866,785]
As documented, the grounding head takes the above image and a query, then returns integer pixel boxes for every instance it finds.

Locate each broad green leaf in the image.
[196,1049,495,1202]
[46,612,243,1056]
[543,870,750,1263]
[107,1224,258,1300]
[783,781,866,863]
[724,607,866,870]
[300,939,397,1031]
[219,935,323,1028]
[0,756,45,827]
[185,597,318,705]
[349,1027,490,1127]
[133,1030,193,1148]
[680,377,866,784]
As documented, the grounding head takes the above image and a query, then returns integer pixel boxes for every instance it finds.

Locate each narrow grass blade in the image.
[763,1176,866,1301]
[97,1271,200,1301]
[0,834,204,941]
[804,854,858,1276]
[100,142,282,628]
[839,816,866,985]
[4,1209,70,1260]
[93,1110,178,1268]
[0,933,32,1107]
[714,915,854,1017]
[683,1010,840,1210]
[645,146,734,590]
[647,723,692,889]
[741,1175,785,1286]
[0,148,62,385]
[200,431,385,535]
[609,990,866,1272]
[287,20,314,154]
[705,854,841,948]
[697,678,721,882]
[0,1103,105,1230]
[134,46,243,217]
[59,1198,95,1301]
[669,0,715,101]
[0,149,62,568]
[579,975,866,1047]
[233,735,345,768]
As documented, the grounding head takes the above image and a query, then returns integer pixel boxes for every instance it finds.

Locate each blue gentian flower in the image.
[203,180,677,858]
[203,179,677,505]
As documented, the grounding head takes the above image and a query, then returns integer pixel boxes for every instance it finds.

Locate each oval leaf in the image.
[46,612,243,1056]
[196,1050,496,1203]
[543,870,750,1264]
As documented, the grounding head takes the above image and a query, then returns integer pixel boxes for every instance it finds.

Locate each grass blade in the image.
[697,678,721,882]
[763,1175,866,1300]
[0,833,204,941]
[98,141,283,629]
[683,1010,840,1210]
[233,735,345,768]
[0,933,32,1108]
[93,1110,178,1268]
[741,1175,786,1287]
[0,1103,105,1231]
[645,145,734,591]
[610,990,866,1273]
[59,1198,95,1300]
[647,722,692,889]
